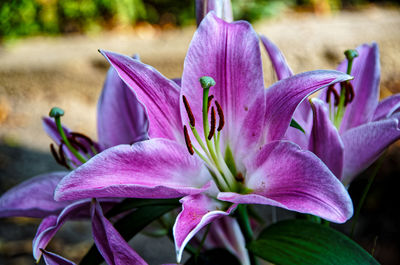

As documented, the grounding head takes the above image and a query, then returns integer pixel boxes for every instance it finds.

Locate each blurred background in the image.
[0,0,399,264]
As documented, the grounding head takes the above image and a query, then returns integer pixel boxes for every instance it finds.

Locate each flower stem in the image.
[236,205,259,265]
[351,152,386,238]
[54,117,87,164]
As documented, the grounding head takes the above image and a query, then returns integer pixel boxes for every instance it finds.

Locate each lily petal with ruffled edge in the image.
[373,94,400,121]
[218,141,353,223]
[341,113,400,185]
[97,59,149,150]
[99,50,182,142]
[309,98,344,179]
[196,0,233,26]
[55,139,211,201]
[173,194,237,263]
[0,172,70,218]
[41,249,77,265]
[33,198,119,261]
[91,199,148,265]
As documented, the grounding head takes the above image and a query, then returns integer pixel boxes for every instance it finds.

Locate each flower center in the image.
[325,49,358,129]
[49,107,99,169]
[182,77,238,192]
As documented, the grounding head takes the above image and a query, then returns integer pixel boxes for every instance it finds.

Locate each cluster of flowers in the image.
[1,0,399,264]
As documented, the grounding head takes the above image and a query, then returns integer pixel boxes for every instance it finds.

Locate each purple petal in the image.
[263,70,353,143]
[260,35,293,80]
[91,199,147,265]
[41,249,77,265]
[340,43,380,132]
[100,50,183,142]
[42,117,71,145]
[309,98,344,180]
[97,64,149,150]
[173,194,237,263]
[341,114,400,185]
[181,12,265,153]
[33,198,119,261]
[218,141,353,223]
[196,0,233,26]
[373,94,400,121]
[55,139,211,201]
[0,172,70,218]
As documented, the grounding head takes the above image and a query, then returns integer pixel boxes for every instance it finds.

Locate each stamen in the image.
[182,95,195,127]
[345,82,354,105]
[214,100,225,131]
[326,85,340,106]
[58,142,71,169]
[183,125,194,155]
[70,132,94,146]
[50,144,62,165]
[235,172,245,183]
[207,95,214,113]
[69,137,88,154]
[208,107,216,140]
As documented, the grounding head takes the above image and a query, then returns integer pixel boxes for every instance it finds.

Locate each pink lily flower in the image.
[264,39,400,186]
[55,12,354,262]
[0,58,148,262]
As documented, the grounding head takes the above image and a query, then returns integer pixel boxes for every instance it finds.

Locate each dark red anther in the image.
[50,144,62,164]
[183,125,194,155]
[214,100,225,131]
[182,95,195,127]
[208,106,216,140]
[69,137,88,153]
[345,82,354,106]
[235,172,245,183]
[70,132,94,146]
[58,142,71,169]
[207,95,214,113]
[326,85,340,106]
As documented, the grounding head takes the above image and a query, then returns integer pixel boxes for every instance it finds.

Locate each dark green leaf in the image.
[185,248,241,265]
[248,219,379,265]
[79,204,179,265]
[105,198,180,217]
[290,118,305,134]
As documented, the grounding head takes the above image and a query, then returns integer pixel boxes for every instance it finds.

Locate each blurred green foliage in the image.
[0,0,397,40]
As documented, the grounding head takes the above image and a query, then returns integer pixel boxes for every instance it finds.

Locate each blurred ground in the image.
[0,6,400,265]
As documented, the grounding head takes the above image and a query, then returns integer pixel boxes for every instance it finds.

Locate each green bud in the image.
[49,107,64,118]
[199,76,216,89]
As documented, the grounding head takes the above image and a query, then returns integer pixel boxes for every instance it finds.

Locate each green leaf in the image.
[248,219,379,265]
[79,203,179,265]
[105,198,180,217]
[290,118,305,134]
[185,248,241,265]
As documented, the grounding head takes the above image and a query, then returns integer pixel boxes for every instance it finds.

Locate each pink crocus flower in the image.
[55,13,354,262]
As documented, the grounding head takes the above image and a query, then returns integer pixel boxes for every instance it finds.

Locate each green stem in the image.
[55,117,87,163]
[195,224,211,262]
[236,205,259,265]
[350,153,386,238]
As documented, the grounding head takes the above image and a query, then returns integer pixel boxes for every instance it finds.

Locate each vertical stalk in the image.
[236,205,259,265]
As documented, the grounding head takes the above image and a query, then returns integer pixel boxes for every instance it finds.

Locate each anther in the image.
[183,125,194,155]
[68,137,88,154]
[208,107,216,140]
[50,144,62,165]
[326,85,340,106]
[235,172,245,183]
[58,142,71,169]
[70,132,94,146]
[345,82,354,105]
[214,100,225,131]
[182,95,195,127]
[207,95,214,113]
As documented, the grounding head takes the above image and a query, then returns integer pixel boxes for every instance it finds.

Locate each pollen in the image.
[215,100,225,131]
[207,95,214,113]
[208,107,216,140]
[182,95,195,127]
[183,125,194,155]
